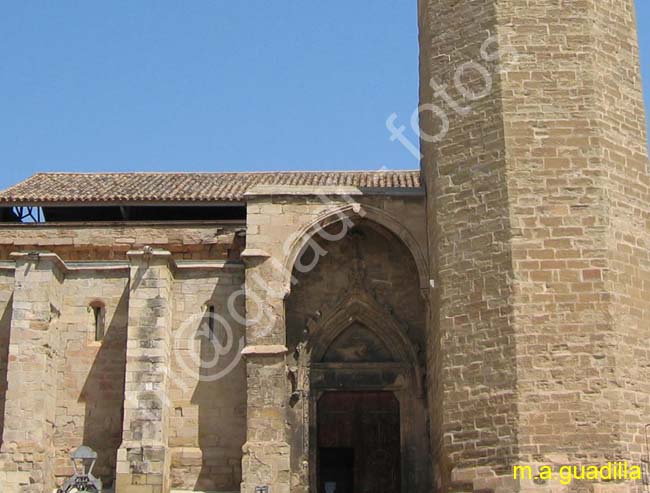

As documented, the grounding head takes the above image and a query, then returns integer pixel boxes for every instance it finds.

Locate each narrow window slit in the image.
[92,304,105,341]
[207,305,216,340]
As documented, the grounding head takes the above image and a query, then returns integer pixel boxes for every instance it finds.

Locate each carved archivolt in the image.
[282,203,429,294]
[285,216,430,493]
[298,282,425,397]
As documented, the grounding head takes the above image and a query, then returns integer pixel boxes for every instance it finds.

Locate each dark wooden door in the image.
[317,391,401,493]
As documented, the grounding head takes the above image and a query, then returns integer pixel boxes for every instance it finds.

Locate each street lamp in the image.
[57,446,103,492]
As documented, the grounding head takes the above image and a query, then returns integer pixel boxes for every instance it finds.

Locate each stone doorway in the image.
[316,391,401,493]
[284,219,432,493]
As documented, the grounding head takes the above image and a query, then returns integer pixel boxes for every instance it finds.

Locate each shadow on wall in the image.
[191,285,246,492]
[0,295,12,449]
[80,289,128,489]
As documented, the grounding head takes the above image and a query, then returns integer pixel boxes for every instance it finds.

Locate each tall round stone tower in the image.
[419,1,650,491]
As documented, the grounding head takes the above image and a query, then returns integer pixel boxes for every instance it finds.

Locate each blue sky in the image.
[0,1,649,191]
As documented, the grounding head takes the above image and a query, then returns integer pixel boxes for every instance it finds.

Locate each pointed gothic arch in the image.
[281,203,429,295]
[303,285,425,396]
[284,214,432,493]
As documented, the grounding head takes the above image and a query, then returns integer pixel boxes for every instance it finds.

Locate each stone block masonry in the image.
[0,268,13,454]
[0,253,64,493]
[115,249,175,493]
[0,0,646,488]
[0,228,248,492]
[419,0,649,491]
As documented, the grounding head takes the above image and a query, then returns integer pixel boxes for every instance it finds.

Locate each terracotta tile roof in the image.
[0,171,422,205]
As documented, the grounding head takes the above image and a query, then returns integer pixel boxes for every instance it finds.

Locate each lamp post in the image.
[57,446,103,492]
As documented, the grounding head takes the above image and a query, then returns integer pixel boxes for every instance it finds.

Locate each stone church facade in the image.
[0,1,648,493]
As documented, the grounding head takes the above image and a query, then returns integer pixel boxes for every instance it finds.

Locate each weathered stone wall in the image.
[419,0,649,491]
[169,266,246,492]
[241,192,428,493]
[0,222,249,492]
[501,1,649,485]
[0,223,243,261]
[418,2,517,489]
[53,270,129,489]
[0,254,65,492]
[498,2,650,491]
[593,0,650,472]
[246,195,427,268]
[0,269,13,451]
[116,251,175,493]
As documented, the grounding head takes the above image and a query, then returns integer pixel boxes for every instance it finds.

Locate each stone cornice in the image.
[240,248,272,267]
[5,249,243,273]
[244,184,425,198]
[173,260,244,271]
[241,345,288,356]
[11,251,70,273]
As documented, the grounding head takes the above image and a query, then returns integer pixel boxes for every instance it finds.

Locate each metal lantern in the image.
[57,446,103,493]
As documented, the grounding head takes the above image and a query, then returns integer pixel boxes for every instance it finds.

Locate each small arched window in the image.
[89,302,106,342]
